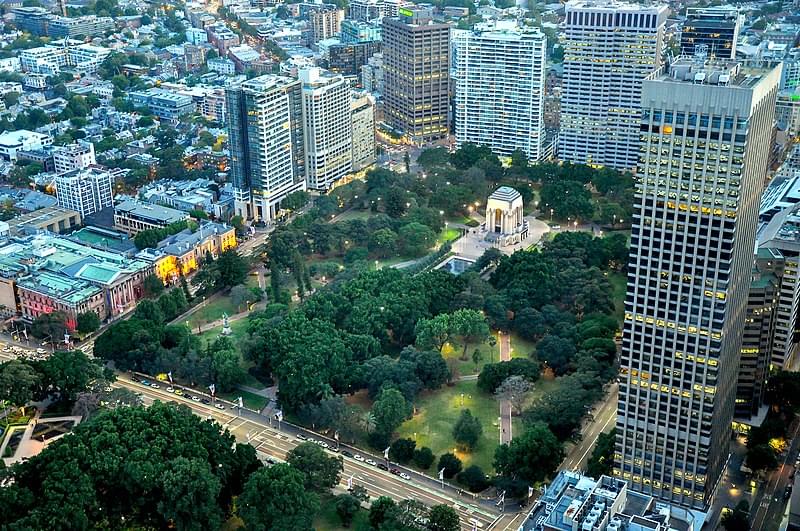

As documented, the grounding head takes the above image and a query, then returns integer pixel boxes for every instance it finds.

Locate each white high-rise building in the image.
[616,59,780,509]
[559,0,668,171]
[351,91,376,171]
[53,140,96,174]
[300,68,353,191]
[225,75,307,222]
[453,21,547,161]
[54,167,113,217]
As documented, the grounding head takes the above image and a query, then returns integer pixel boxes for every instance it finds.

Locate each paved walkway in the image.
[498,333,513,445]
[1,413,81,466]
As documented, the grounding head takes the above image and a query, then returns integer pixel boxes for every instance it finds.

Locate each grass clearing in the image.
[219,389,267,411]
[607,271,626,320]
[313,495,370,531]
[440,339,499,377]
[438,227,462,245]
[508,333,537,359]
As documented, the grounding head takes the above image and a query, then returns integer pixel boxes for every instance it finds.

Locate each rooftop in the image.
[489,186,522,202]
[658,58,776,88]
[16,270,102,305]
[115,200,189,224]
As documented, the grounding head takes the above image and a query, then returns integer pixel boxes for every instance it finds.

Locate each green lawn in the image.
[396,381,509,473]
[333,209,371,222]
[186,296,238,329]
[607,271,627,320]
[195,318,249,347]
[313,495,370,531]
[440,338,500,377]
[437,227,461,245]
[508,333,537,359]
[219,389,268,411]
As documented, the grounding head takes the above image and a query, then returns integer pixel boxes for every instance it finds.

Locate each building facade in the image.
[452,21,547,161]
[53,140,96,174]
[300,68,353,191]
[225,75,307,221]
[309,5,344,44]
[615,59,781,509]
[382,8,450,144]
[114,200,190,235]
[351,91,376,171]
[680,7,743,60]
[54,167,113,218]
[559,0,668,171]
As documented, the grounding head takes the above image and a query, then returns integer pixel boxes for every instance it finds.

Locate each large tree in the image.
[452,409,483,451]
[0,402,261,529]
[493,422,563,483]
[38,349,100,401]
[286,442,343,492]
[0,360,40,410]
[428,504,460,531]
[371,387,408,439]
[239,464,319,531]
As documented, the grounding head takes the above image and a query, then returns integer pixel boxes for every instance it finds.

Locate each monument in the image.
[221,313,232,335]
[484,186,528,246]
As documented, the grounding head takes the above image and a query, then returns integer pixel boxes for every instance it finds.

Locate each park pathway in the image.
[499,333,513,445]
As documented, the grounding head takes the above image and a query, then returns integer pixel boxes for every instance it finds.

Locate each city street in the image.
[560,383,618,473]
[117,377,502,531]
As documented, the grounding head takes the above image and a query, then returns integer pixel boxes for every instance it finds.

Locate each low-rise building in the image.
[147,221,237,283]
[208,57,236,75]
[129,88,196,123]
[6,206,81,236]
[114,200,190,235]
[519,471,697,531]
[0,130,52,161]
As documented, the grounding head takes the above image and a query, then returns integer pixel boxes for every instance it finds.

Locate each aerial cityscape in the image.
[0,0,797,529]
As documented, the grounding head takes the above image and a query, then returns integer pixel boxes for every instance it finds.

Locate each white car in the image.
[353,454,365,462]
[366,459,378,467]
[191,396,201,402]
[215,403,225,410]
[319,442,329,449]
[150,383,160,389]
[166,387,174,393]
[399,472,411,481]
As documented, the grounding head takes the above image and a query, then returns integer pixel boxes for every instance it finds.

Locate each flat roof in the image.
[115,200,189,224]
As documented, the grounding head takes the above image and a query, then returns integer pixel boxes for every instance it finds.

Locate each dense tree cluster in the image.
[243,269,463,418]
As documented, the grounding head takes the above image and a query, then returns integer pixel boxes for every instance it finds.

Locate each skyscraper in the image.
[300,68,353,191]
[452,21,547,161]
[616,59,780,509]
[382,7,450,144]
[225,75,306,221]
[680,7,743,60]
[559,0,668,171]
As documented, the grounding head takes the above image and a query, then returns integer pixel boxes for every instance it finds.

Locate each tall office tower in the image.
[559,0,668,171]
[615,58,780,510]
[300,68,353,191]
[351,91,376,171]
[54,167,113,218]
[225,75,306,221]
[382,7,450,144]
[309,5,344,44]
[452,21,547,161]
[680,7,743,60]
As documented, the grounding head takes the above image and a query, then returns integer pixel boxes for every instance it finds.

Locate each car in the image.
[150,383,160,389]
[326,447,339,453]
[319,442,329,449]
[166,387,174,393]
[296,433,308,440]
[215,403,225,410]
[307,438,317,444]
[341,450,353,458]
[366,459,377,466]
[353,454,365,462]
[174,389,183,396]
[469,518,484,529]
[140,379,150,385]
[399,473,411,480]
[377,463,389,471]
[785,486,793,499]
[36,348,46,354]
[191,396,201,402]
[201,398,211,405]
[266,457,277,465]
[390,468,400,475]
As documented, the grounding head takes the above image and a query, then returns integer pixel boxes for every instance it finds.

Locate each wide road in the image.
[561,382,618,472]
[751,416,800,531]
[116,377,503,531]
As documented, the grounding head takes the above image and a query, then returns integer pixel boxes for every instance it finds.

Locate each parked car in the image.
[201,398,211,405]
[341,450,353,458]
[353,454,365,462]
[149,383,160,389]
[366,459,378,466]
[377,463,389,471]
[399,473,411,480]
[390,468,400,475]
[215,403,225,410]
[166,387,174,393]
